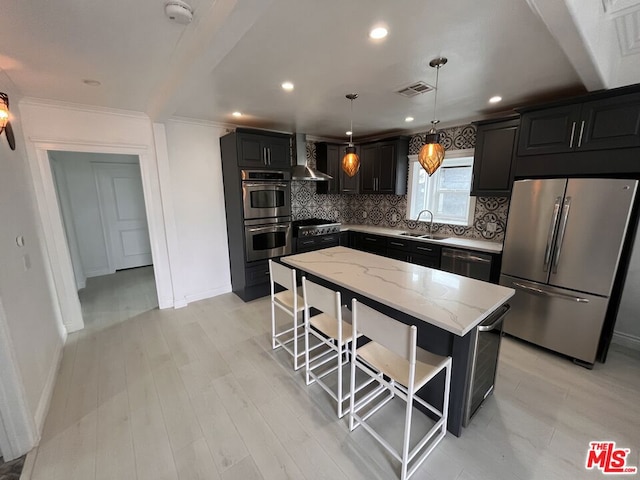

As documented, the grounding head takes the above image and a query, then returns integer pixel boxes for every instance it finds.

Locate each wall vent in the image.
[395,81,434,97]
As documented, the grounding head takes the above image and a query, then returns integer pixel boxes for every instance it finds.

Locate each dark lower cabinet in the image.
[386,248,411,263]
[295,234,340,253]
[411,242,441,269]
[339,231,350,247]
[348,231,506,279]
[244,261,270,287]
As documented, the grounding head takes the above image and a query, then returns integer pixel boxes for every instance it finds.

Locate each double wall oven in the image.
[241,170,292,262]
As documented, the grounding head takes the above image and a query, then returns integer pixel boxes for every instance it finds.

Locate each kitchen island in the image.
[282,246,514,436]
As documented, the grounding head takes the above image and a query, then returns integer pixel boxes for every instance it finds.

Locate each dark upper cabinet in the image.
[316,143,360,194]
[340,144,360,194]
[237,130,291,168]
[517,105,581,156]
[359,137,409,195]
[360,144,379,193]
[517,90,640,156]
[579,93,640,151]
[316,143,341,194]
[471,116,520,197]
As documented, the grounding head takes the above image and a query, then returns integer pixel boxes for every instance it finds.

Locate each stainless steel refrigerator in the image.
[500,178,638,366]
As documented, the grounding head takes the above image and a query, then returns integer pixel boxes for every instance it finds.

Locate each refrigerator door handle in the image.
[551,197,572,274]
[543,197,563,272]
[512,281,589,303]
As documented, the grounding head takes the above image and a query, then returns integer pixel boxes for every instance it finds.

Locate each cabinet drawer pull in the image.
[364,237,377,242]
[416,246,433,252]
[301,240,315,245]
[577,120,585,148]
[389,241,404,247]
[569,121,576,148]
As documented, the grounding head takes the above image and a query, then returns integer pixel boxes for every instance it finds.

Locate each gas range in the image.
[292,218,342,237]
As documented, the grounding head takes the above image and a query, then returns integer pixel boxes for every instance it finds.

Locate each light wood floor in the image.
[24,266,640,480]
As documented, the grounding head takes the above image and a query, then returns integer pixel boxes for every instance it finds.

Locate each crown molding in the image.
[19,97,150,120]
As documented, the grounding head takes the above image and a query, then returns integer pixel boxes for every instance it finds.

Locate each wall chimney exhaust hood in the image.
[291,133,332,181]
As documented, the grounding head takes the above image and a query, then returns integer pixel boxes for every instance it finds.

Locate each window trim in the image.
[406,148,476,226]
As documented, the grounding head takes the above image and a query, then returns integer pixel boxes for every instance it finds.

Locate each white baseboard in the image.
[84,267,113,278]
[33,339,64,433]
[19,446,38,480]
[612,331,640,351]
[158,285,233,310]
[184,284,232,305]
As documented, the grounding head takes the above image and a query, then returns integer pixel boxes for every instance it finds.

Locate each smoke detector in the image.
[165,0,193,24]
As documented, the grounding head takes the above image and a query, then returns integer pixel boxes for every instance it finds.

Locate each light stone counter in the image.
[340,224,503,254]
[282,246,514,336]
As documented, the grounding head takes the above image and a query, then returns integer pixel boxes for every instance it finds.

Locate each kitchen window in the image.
[406,148,476,226]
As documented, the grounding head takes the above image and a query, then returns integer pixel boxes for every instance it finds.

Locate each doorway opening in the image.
[49,151,159,329]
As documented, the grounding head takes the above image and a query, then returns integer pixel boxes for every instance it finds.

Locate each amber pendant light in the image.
[418,58,447,176]
[342,93,360,177]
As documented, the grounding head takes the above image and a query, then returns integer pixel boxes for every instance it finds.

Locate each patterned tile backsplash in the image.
[291,124,509,242]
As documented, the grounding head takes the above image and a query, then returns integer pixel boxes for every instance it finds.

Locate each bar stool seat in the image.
[308,310,354,346]
[273,290,304,312]
[357,342,447,392]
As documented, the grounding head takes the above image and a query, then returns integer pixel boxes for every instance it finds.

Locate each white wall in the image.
[164,119,232,303]
[50,152,140,284]
[0,74,65,458]
[614,225,640,350]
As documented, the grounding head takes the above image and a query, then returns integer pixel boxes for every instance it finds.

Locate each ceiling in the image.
[2,0,639,140]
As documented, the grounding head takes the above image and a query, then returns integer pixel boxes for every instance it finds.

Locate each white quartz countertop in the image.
[282,246,514,337]
[340,224,503,254]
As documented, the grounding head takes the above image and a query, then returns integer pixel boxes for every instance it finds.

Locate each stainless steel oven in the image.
[244,217,292,262]
[241,170,291,220]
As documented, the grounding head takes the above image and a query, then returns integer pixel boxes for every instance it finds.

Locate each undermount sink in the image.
[400,232,450,241]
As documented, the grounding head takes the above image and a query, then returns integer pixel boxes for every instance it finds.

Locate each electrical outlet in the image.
[362,211,367,219]
[334,210,339,219]
[486,222,497,233]
[391,213,398,222]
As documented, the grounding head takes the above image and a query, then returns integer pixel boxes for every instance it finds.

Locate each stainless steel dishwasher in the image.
[441,247,493,281]
[463,304,510,426]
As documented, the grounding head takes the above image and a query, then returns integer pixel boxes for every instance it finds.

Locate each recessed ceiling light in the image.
[346,130,353,136]
[369,27,388,39]
[82,79,101,87]
[232,111,242,117]
[489,96,502,104]
[281,81,294,91]
[405,116,414,122]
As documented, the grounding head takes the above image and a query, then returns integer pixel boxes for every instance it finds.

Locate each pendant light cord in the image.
[349,98,354,146]
[432,64,440,127]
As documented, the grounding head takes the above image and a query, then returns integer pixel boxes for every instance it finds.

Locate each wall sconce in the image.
[0,92,16,150]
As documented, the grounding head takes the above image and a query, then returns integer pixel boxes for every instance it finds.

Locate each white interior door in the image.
[94,163,152,270]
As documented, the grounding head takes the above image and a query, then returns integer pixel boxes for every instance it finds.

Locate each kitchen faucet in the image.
[416,209,434,237]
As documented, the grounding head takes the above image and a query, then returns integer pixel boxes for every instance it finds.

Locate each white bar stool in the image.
[348,299,452,480]
[302,278,370,418]
[269,260,305,370]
